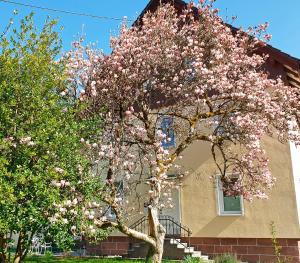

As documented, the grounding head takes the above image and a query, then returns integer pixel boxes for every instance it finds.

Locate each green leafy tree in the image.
[0,14,103,263]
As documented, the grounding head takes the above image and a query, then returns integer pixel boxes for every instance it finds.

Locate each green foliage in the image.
[270,221,283,263]
[270,221,292,263]
[214,254,240,263]
[184,255,206,263]
[44,251,54,259]
[0,13,104,262]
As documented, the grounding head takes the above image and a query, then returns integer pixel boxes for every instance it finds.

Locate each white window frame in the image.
[105,180,124,220]
[216,175,244,216]
[159,116,176,149]
[106,206,117,220]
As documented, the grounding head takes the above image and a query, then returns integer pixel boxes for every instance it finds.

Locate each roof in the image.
[134,0,187,23]
[135,0,300,88]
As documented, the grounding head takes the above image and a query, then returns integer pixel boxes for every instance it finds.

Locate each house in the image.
[86,1,300,262]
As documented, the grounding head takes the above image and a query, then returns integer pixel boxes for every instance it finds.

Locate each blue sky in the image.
[0,0,299,58]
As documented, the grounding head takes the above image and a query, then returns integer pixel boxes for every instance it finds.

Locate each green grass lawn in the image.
[24,256,176,263]
[25,257,144,263]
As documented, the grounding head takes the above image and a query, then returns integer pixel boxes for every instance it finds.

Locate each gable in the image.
[135,0,300,88]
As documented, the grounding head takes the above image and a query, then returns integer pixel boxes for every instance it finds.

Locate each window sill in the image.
[218,213,244,217]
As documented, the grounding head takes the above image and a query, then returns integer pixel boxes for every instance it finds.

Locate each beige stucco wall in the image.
[179,136,300,238]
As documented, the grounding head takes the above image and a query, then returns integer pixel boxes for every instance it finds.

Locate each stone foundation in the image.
[86,236,300,263]
[182,237,300,263]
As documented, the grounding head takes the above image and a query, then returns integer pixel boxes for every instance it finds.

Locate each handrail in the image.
[129,215,192,237]
[129,216,146,229]
[158,215,192,236]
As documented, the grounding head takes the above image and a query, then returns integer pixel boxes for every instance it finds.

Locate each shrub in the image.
[184,255,207,263]
[214,254,240,263]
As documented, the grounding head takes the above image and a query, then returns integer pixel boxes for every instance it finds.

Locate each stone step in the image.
[184,247,195,253]
[191,251,209,260]
[128,238,214,262]
[132,244,141,248]
[176,243,187,249]
[170,238,181,244]
[200,255,209,261]
[191,251,202,258]
[169,238,211,262]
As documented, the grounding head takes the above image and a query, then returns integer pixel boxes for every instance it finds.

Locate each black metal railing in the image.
[129,215,192,237]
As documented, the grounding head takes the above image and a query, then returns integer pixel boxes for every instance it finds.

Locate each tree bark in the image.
[13,232,27,263]
[0,234,8,263]
[146,207,166,263]
[95,206,165,263]
[97,191,166,262]
[13,232,23,263]
[13,255,21,263]
[145,234,164,263]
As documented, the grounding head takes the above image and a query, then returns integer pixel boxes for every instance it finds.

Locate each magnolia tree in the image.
[66,1,300,262]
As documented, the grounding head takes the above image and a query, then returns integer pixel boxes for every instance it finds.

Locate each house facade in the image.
[86,1,300,262]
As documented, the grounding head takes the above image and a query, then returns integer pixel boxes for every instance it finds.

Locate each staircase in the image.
[169,238,212,261]
[127,238,212,261]
[128,215,213,261]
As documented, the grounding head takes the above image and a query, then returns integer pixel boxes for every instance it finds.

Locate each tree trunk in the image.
[0,234,8,263]
[13,255,21,263]
[146,207,166,263]
[98,202,166,262]
[13,232,23,263]
[0,254,8,263]
[145,235,164,263]
[13,232,29,263]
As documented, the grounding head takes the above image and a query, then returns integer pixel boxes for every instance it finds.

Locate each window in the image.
[104,181,124,220]
[105,206,116,220]
[166,174,178,179]
[213,115,228,136]
[216,175,244,216]
[160,117,175,148]
[146,174,178,181]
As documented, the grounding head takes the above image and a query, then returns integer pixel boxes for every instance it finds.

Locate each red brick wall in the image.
[182,237,300,263]
[86,236,130,257]
[86,236,300,263]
